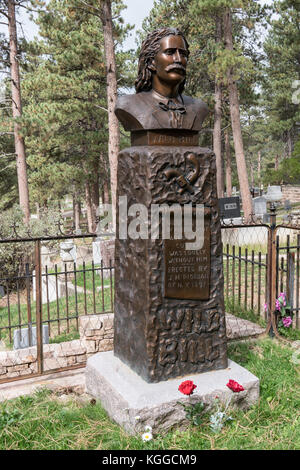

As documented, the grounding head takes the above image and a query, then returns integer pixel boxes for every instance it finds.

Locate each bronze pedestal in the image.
[114,142,227,383]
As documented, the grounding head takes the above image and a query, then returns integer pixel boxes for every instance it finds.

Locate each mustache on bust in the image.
[165,63,186,73]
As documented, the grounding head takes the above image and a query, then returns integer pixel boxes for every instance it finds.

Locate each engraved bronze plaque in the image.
[164,219,210,300]
[131,130,199,147]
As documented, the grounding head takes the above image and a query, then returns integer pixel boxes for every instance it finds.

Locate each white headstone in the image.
[93,238,102,265]
[253,196,267,216]
[0,285,5,298]
[13,325,49,350]
[60,240,77,263]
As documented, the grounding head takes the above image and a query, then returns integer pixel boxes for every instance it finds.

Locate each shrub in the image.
[0,205,61,289]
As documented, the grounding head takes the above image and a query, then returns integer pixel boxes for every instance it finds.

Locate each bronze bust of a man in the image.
[115,27,209,132]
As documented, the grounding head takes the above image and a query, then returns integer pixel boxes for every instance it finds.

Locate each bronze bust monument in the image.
[113,27,227,383]
[115,28,209,133]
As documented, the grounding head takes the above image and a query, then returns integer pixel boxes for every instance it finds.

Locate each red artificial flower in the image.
[226,379,244,393]
[178,380,197,396]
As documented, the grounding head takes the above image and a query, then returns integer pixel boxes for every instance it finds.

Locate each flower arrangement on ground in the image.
[276,292,292,329]
[177,378,245,431]
[265,292,292,330]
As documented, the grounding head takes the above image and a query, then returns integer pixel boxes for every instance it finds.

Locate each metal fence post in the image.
[25,263,32,347]
[35,240,43,374]
[266,204,280,338]
[287,252,295,314]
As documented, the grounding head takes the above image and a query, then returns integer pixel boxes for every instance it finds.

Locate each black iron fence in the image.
[1,210,300,384]
[276,232,300,330]
[221,211,300,337]
[0,236,114,348]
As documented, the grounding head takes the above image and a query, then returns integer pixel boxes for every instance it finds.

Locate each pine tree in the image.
[0,0,31,223]
[262,0,300,158]
[22,0,131,231]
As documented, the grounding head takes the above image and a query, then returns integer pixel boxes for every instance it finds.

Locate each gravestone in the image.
[218,196,241,220]
[13,325,49,350]
[284,199,292,211]
[0,285,5,298]
[60,240,76,279]
[253,196,267,217]
[92,237,102,265]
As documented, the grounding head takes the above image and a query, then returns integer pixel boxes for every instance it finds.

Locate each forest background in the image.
[0,0,299,231]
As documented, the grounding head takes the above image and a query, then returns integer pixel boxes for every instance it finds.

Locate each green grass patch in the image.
[0,286,114,349]
[225,298,266,327]
[73,263,114,292]
[0,338,299,450]
[277,325,300,341]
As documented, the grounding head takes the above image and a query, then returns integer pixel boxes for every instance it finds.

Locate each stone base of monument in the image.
[85,351,260,435]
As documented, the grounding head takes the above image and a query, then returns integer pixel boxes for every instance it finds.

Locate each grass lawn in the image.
[0,338,299,450]
[0,287,114,349]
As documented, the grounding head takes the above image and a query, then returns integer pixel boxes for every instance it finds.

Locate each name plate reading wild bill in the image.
[164,221,210,300]
[131,130,199,147]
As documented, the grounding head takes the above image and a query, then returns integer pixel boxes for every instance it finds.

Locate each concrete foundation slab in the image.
[0,368,85,402]
[85,351,260,434]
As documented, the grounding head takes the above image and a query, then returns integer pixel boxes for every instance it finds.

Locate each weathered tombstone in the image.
[92,237,102,265]
[284,199,292,211]
[13,325,49,350]
[32,269,66,304]
[253,196,267,217]
[265,185,283,204]
[60,240,76,278]
[41,244,59,269]
[218,196,241,220]
[0,285,5,298]
[86,27,259,432]
[100,238,115,279]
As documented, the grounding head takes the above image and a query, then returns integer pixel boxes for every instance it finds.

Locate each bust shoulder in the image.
[114,91,210,132]
[182,95,209,113]
[181,95,210,131]
[115,93,149,131]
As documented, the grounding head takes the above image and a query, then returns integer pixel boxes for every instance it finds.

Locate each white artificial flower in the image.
[142,432,153,442]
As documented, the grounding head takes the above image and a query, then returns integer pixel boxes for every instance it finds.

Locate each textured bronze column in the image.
[114,143,227,382]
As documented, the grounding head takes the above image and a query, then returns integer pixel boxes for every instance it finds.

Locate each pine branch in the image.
[0,9,9,19]
[93,104,108,112]
[76,0,102,17]
[0,152,16,157]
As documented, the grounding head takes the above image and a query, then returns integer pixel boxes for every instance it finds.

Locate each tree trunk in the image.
[103,179,110,204]
[287,130,293,157]
[100,0,120,229]
[250,160,254,188]
[213,15,224,198]
[35,202,40,220]
[73,191,81,231]
[223,9,253,221]
[257,150,261,188]
[7,0,30,224]
[85,181,95,233]
[91,160,100,223]
[91,181,99,220]
[225,129,232,197]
